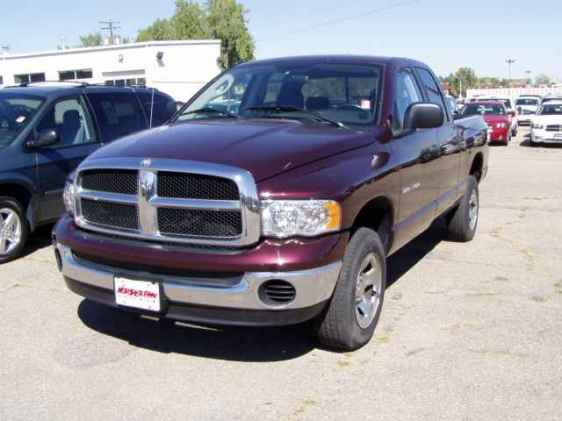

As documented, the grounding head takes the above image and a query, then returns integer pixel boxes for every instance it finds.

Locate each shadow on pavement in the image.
[77,222,446,361]
[20,224,54,259]
[520,137,562,148]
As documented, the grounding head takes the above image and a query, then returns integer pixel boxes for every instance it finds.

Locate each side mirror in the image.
[26,129,59,148]
[508,110,516,117]
[453,110,461,120]
[404,103,444,130]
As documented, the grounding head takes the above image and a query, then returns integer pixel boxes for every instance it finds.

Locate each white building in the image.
[0,40,222,101]
[467,86,562,101]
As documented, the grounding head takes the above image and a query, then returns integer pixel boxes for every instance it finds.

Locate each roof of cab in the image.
[0,83,165,98]
[235,55,429,69]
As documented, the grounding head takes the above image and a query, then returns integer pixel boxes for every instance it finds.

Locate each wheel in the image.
[0,197,30,264]
[315,228,386,351]
[447,176,479,242]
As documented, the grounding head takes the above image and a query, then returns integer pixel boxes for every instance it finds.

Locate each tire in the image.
[0,197,30,264]
[315,228,386,351]
[447,176,479,242]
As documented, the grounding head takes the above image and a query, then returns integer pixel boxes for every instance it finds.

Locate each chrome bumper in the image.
[56,244,341,311]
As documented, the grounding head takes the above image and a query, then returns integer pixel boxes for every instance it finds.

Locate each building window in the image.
[104,78,147,87]
[58,69,93,81]
[14,73,46,84]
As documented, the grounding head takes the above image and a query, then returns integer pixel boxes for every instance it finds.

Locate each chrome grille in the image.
[157,172,238,200]
[158,208,242,237]
[546,125,562,132]
[81,199,139,230]
[80,170,138,195]
[74,158,260,247]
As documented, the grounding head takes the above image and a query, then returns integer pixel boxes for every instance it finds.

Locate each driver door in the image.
[31,95,99,223]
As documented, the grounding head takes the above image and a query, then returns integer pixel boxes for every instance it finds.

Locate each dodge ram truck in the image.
[53,56,488,351]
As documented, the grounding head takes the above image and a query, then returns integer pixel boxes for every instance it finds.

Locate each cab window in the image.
[36,97,95,147]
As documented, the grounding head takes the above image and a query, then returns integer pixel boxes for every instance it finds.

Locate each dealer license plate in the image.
[114,277,161,312]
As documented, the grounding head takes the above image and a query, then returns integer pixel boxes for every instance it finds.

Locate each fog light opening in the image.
[259,280,297,306]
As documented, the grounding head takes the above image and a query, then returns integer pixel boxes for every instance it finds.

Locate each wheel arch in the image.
[0,178,36,230]
[350,195,395,254]
[470,152,484,183]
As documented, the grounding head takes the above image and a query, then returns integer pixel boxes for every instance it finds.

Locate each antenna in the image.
[149,87,155,128]
[99,20,121,45]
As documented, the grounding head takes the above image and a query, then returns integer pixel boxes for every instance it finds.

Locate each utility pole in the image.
[100,20,121,45]
[506,58,516,100]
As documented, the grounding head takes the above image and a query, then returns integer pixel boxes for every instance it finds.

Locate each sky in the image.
[1,0,561,80]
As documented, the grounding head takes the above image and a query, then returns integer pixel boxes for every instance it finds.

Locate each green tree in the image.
[79,32,103,47]
[535,73,552,86]
[136,0,255,69]
[137,18,175,41]
[172,0,211,39]
[206,0,255,69]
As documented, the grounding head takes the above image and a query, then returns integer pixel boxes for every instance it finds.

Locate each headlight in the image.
[261,200,342,238]
[63,175,77,215]
[532,123,544,129]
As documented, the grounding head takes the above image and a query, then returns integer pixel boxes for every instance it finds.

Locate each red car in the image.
[462,101,511,145]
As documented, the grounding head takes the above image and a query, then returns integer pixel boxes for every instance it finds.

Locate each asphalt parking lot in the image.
[1,128,561,421]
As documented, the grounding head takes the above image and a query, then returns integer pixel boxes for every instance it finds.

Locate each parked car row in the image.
[0,83,177,262]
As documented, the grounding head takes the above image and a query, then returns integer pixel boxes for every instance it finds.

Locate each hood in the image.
[531,114,562,126]
[87,119,376,181]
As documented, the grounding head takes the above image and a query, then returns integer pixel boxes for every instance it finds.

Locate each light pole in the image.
[506,58,516,100]
[525,70,532,87]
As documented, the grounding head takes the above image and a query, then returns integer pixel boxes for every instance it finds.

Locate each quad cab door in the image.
[31,94,100,223]
[390,68,439,250]
[414,67,462,215]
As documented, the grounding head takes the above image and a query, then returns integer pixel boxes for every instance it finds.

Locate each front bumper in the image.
[53,217,345,326]
[489,127,509,143]
[531,130,562,144]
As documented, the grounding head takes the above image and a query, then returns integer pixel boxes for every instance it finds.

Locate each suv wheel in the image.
[315,228,386,351]
[0,197,29,264]
[447,176,479,242]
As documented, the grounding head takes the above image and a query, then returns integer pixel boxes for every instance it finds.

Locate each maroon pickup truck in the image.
[53,56,488,351]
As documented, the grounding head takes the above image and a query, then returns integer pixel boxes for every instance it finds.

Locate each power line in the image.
[256,0,421,43]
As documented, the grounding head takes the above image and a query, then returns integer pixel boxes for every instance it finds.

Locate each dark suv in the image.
[0,84,176,262]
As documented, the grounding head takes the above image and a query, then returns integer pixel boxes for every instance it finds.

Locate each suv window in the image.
[87,92,147,142]
[393,70,422,133]
[416,68,448,119]
[137,91,177,127]
[36,97,95,147]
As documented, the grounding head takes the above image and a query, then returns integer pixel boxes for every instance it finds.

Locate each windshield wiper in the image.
[179,107,239,120]
[245,106,347,128]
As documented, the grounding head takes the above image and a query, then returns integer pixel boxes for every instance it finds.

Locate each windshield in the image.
[174,63,383,127]
[462,103,506,116]
[0,94,44,148]
[539,104,562,115]
[516,98,539,106]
